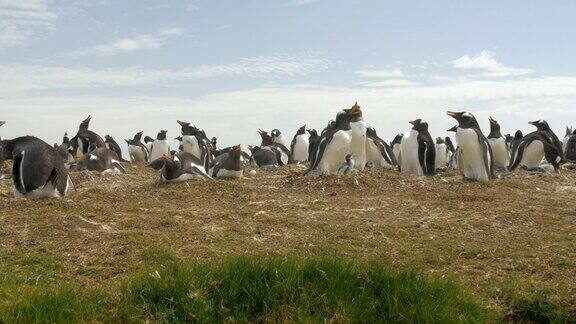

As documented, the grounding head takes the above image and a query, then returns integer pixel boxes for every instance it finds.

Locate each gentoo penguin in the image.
[149,152,212,182]
[210,137,218,150]
[307,129,320,164]
[344,102,367,171]
[509,123,562,172]
[174,136,184,152]
[176,120,212,169]
[365,127,396,168]
[125,131,149,162]
[446,111,494,180]
[149,130,170,162]
[306,110,354,175]
[0,136,70,198]
[248,145,278,169]
[258,129,290,166]
[390,134,403,165]
[271,129,290,148]
[210,144,243,179]
[564,129,576,162]
[529,120,564,161]
[563,126,573,151]
[505,134,514,149]
[75,147,126,174]
[446,127,459,171]
[69,116,105,158]
[434,137,451,169]
[399,119,435,176]
[104,135,126,162]
[55,132,75,165]
[445,137,455,154]
[487,116,510,171]
[338,154,356,175]
[290,125,310,163]
[144,136,154,154]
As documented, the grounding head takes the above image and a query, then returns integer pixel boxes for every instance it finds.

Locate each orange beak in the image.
[446,111,459,118]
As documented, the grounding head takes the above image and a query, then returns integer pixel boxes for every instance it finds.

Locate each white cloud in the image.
[0,0,57,49]
[452,50,533,77]
[285,0,321,6]
[356,68,404,78]
[0,53,333,93]
[362,79,420,87]
[66,28,185,57]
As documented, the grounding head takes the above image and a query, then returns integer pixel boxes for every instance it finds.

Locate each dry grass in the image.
[1,163,575,317]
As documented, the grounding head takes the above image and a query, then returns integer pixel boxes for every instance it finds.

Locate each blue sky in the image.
[1,0,576,149]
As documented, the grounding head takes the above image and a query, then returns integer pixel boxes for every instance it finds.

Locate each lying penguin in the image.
[105,135,126,162]
[258,129,290,166]
[337,154,357,175]
[75,147,126,174]
[149,152,212,182]
[248,145,279,170]
[210,144,243,179]
[0,136,70,198]
[508,121,562,172]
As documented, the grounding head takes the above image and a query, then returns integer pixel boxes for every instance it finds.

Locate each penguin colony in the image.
[0,102,574,199]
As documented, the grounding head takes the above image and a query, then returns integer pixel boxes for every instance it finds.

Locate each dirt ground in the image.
[1,163,575,313]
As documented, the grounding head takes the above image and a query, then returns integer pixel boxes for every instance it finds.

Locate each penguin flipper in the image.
[112,161,127,174]
[148,158,165,171]
[189,163,214,181]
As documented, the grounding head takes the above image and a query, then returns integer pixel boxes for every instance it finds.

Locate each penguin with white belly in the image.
[0,136,70,198]
[176,120,212,168]
[446,127,459,171]
[434,138,451,169]
[144,136,154,154]
[344,102,367,171]
[446,111,494,181]
[338,154,356,175]
[399,119,435,176]
[271,129,290,148]
[149,130,170,162]
[125,131,149,163]
[149,152,212,182]
[306,110,354,175]
[365,127,396,168]
[508,122,562,172]
[210,144,243,179]
[487,117,510,171]
[75,147,126,174]
[290,125,310,163]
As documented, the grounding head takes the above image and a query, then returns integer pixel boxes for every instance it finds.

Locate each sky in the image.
[1,0,576,151]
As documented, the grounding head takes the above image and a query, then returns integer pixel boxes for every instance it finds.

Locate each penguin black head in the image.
[488,116,503,138]
[566,126,573,137]
[391,134,403,146]
[104,135,114,142]
[79,115,91,131]
[133,131,144,142]
[144,136,154,144]
[366,126,378,138]
[435,137,445,144]
[307,129,318,137]
[344,102,362,120]
[345,153,354,164]
[271,129,281,138]
[296,125,306,135]
[211,137,217,146]
[63,132,69,144]
[447,125,458,132]
[409,119,428,132]
[248,145,260,154]
[505,134,513,143]
[446,111,479,129]
[514,130,523,140]
[157,130,168,140]
[528,119,550,131]
[174,136,183,142]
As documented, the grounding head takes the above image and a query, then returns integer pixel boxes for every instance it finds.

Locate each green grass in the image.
[503,289,576,323]
[0,252,487,323]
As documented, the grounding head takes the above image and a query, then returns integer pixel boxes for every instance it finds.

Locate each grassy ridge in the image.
[1,253,487,323]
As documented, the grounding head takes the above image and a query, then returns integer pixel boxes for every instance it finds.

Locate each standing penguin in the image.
[399,119,435,176]
[307,129,320,164]
[564,129,576,162]
[69,116,105,158]
[306,110,354,175]
[390,134,403,165]
[0,136,70,198]
[125,131,149,163]
[149,152,212,182]
[210,144,243,179]
[563,126,573,151]
[446,127,459,171]
[271,129,290,148]
[176,120,212,171]
[487,116,510,171]
[434,138,451,169]
[508,122,562,172]
[344,102,367,171]
[104,135,126,162]
[75,147,126,174]
[365,127,396,168]
[290,125,310,163]
[149,130,170,162]
[446,111,494,180]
